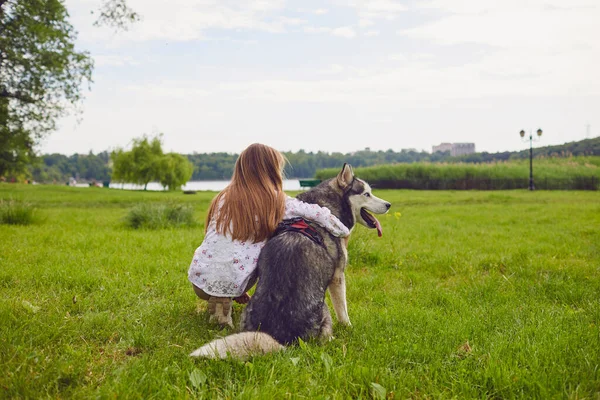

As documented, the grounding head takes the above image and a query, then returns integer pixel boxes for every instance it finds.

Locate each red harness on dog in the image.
[272,217,326,248]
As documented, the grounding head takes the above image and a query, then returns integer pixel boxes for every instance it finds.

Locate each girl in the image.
[188,143,349,327]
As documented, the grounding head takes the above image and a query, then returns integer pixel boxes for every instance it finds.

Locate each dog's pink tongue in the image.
[375,217,382,237]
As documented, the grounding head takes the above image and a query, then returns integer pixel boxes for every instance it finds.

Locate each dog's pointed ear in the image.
[336,163,354,190]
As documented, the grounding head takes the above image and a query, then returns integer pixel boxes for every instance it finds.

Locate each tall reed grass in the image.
[0,199,37,225]
[315,157,600,189]
[124,203,197,229]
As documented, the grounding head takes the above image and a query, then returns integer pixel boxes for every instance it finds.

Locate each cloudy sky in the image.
[43,0,599,155]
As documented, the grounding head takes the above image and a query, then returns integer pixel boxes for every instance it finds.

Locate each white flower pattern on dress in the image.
[188,196,349,297]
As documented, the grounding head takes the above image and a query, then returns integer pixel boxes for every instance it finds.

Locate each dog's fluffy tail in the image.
[189,332,284,359]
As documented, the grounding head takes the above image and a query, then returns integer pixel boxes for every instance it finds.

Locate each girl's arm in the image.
[284,196,350,237]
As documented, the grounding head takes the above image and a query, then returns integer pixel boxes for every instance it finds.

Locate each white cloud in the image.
[304,26,357,39]
[358,19,374,28]
[364,30,379,37]
[303,26,332,34]
[314,8,328,15]
[341,0,407,19]
[318,64,346,75]
[276,16,307,27]
[396,0,600,97]
[400,7,598,52]
[176,44,597,105]
[388,53,434,62]
[68,0,295,43]
[123,82,212,99]
[94,55,140,67]
[400,0,599,53]
[417,0,597,15]
[331,26,357,38]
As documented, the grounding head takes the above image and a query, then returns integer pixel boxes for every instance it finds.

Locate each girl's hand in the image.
[329,214,350,237]
[233,292,251,304]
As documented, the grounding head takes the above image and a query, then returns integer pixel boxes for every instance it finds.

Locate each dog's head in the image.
[335,163,391,236]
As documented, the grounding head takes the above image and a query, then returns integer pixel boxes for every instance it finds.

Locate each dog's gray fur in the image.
[190,164,390,359]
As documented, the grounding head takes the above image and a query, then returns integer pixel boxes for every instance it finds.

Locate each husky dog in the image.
[190,164,391,359]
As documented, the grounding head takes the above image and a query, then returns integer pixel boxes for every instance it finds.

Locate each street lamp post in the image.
[519,128,543,190]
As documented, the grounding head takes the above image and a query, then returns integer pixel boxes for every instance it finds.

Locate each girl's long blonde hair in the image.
[206,143,286,242]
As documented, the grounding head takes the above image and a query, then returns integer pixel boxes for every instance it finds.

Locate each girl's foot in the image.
[207,297,233,328]
[233,292,251,304]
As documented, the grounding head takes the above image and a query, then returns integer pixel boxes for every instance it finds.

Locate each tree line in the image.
[20,136,600,184]
[29,151,112,184]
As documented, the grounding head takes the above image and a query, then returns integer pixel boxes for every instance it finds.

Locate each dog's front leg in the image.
[328,267,351,326]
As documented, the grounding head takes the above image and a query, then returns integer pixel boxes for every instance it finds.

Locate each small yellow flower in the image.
[394,212,402,219]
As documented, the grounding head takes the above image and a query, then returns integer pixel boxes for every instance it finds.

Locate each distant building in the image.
[432,143,476,157]
[451,143,476,156]
[432,143,453,153]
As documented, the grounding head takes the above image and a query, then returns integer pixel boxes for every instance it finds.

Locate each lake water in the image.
[107,179,303,192]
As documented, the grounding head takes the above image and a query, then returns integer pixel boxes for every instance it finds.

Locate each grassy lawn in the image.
[1,184,599,399]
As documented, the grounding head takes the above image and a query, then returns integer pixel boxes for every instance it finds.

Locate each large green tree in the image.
[111,135,193,191]
[0,0,93,179]
[111,135,163,190]
[0,0,138,180]
[158,153,193,191]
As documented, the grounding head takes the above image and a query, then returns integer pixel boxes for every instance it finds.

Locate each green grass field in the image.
[1,184,599,399]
